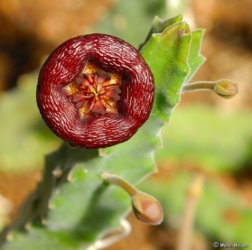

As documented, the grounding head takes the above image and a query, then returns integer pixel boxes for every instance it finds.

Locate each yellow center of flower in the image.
[63,62,122,118]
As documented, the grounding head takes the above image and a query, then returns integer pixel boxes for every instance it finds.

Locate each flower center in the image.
[63,61,122,118]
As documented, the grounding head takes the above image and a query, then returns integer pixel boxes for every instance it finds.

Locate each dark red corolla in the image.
[37,34,154,148]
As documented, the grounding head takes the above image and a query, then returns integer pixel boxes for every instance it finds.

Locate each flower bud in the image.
[132,192,163,225]
[101,172,164,225]
[214,80,239,98]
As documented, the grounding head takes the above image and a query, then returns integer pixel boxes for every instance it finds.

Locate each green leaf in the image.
[139,15,183,49]
[141,21,192,120]
[1,16,205,249]
[185,29,206,83]
[0,73,60,173]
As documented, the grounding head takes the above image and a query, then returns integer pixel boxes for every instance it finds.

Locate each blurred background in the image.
[0,0,252,249]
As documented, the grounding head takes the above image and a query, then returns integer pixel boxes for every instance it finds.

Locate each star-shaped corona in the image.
[63,61,122,118]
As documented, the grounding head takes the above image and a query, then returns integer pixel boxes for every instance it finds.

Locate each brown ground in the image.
[0,0,114,90]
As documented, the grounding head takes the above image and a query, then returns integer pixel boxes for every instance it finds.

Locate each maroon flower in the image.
[37,34,154,148]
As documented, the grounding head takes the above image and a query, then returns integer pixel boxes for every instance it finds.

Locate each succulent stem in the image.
[86,219,131,250]
[101,172,163,225]
[182,80,238,98]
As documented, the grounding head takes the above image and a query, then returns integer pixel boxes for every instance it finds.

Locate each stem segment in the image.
[86,219,131,250]
[101,172,137,196]
[177,173,205,250]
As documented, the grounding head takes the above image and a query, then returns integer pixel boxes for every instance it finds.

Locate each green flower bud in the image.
[214,80,239,98]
